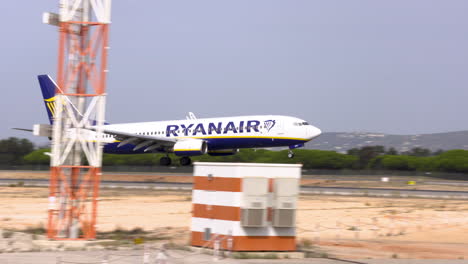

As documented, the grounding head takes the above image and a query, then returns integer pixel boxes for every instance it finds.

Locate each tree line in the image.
[2,137,468,174]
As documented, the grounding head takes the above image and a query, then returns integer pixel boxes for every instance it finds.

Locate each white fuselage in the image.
[96,115,321,154]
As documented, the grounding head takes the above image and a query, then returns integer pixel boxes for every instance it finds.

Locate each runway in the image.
[2,178,468,199]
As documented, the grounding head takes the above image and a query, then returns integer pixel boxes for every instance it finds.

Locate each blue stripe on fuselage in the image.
[202,137,306,150]
[103,137,307,154]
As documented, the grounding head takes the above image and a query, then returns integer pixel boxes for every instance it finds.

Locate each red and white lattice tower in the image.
[43,0,111,239]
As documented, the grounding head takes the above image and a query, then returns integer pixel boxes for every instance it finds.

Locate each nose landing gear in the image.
[288,150,295,159]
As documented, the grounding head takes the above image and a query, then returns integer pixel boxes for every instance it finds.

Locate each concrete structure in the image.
[191,162,301,251]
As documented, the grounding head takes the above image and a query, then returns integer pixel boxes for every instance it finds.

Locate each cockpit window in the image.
[293,121,309,126]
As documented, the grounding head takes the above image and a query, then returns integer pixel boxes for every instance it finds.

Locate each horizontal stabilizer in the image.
[12,128,33,132]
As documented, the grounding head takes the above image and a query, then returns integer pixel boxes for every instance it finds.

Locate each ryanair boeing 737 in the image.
[34,75,321,166]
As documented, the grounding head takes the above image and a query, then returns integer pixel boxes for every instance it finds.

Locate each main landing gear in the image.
[288,150,295,159]
[179,156,192,166]
[159,156,192,166]
[160,156,172,166]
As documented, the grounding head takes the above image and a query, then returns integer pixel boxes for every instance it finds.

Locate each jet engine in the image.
[173,139,208,156]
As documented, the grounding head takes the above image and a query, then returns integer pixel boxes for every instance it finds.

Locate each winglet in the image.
[186,112,197,120]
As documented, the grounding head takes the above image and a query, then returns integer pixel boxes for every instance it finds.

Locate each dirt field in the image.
[0,186,467,259]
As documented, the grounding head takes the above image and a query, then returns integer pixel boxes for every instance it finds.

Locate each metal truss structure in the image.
[44,0,111,239]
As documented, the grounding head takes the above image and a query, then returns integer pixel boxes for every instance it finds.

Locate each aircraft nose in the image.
[307,126,321,140]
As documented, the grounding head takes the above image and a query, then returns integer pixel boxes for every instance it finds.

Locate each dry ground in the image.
[0,186,467,259]
[0,171,193,183]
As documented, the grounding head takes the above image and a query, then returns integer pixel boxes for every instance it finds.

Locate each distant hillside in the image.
[306,131,468,153]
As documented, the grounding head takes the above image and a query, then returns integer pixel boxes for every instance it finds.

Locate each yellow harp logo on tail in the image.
[44,96,56,117]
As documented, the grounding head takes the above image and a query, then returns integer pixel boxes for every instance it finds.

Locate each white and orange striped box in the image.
[191,162,302,251]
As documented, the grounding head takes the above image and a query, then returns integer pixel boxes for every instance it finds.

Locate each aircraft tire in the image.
[180,157,191,166]
[160,157,172,166]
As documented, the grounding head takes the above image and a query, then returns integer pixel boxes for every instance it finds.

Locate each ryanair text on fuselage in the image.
[166,120,275,137]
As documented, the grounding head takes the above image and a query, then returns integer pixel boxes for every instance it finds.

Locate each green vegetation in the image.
[8,181,25,187]
[0,137,34,165]
[97,226,148,241]
[368,150,468,173]
[3,137,468,175]
[19,225,46,235]
[232,252,279,259]
[23,148,50,165]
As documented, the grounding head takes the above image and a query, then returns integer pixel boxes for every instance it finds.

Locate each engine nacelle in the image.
[208,149,238,156]
[173,139,208,156]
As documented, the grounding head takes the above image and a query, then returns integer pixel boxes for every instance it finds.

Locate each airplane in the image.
[34,74,321,166]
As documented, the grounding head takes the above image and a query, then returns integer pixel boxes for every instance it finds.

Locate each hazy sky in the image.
[2,0,468,143]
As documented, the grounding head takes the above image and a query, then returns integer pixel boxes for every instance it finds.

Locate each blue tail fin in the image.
[38,75,57,124]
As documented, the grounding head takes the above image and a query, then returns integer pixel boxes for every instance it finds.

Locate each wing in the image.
[12,128,34,132]
[89,127,177,152]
